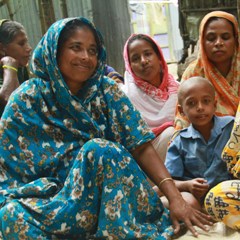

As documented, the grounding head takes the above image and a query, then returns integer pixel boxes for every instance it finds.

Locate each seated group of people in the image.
[0,10,239,239]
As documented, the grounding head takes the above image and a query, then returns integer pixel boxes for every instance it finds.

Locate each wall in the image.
[129,0,183,63]
[0,0,132,74]
[0,0,93,49]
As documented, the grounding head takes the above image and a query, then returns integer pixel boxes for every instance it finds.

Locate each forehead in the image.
[182,81,214,98]
[65,27,96,44]
[128,39,152,52]
[8,30,27,43]
[204,18,234,34]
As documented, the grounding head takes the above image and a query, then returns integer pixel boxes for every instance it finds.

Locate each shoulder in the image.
[100,76,135,107]
[10,78,47,103]
[167,74,180,93]
[214,115,235,128]
[169,128,188,144]
[2,78,46,119]
[181,59,204,81]
[177,126,194,138]
[101,76,125,94]
[211,116,235,138]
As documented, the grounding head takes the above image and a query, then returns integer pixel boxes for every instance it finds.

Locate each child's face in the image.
[179,82,216,130]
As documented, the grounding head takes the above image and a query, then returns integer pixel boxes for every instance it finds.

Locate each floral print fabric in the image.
[0,17,173,239]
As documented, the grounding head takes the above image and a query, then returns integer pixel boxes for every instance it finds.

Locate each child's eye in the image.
[203,98,211,104]
[187,101,196,107]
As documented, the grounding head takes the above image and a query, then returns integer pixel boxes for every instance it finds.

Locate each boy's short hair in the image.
[178,76,215,105]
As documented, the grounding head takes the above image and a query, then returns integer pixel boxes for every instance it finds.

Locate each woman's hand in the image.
[169,196,213,237]
[0,56,19,109]
[1,56,19,70]
[132,142,213,237]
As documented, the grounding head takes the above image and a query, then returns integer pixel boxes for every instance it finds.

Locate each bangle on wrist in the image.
[158,177,173,189]
[2,65,18,72]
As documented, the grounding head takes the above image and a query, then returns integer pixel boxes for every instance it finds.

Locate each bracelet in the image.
[2,65,18,72]
[158,178,173,189]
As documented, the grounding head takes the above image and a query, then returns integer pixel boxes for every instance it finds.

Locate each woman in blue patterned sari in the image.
[0,17,211,239]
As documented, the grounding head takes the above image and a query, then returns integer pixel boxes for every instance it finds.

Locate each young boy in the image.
[164,76,234,210]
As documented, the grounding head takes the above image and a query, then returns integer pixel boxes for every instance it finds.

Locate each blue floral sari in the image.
[0,17,173,239]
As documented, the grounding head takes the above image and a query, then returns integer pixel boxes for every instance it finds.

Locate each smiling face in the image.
[178,77,217,132]
[203,17,236,72]
[3,30,32,67]
[57,26,98,95]
[128,38,162,87]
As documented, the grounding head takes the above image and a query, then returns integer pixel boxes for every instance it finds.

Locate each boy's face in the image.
[178,82,217,131]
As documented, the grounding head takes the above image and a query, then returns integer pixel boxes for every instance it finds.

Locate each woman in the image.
[0,17,211,239]
[204,103,240,229]
[175,11,240,130]
[122,34,179,161]
[0,19,32,116]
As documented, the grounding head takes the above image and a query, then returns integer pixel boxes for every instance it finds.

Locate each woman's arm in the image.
[0,56,19,115]
[131,141,212,237]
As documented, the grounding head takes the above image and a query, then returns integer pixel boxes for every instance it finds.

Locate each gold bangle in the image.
[158,178,173,189]
[2,65,18,72]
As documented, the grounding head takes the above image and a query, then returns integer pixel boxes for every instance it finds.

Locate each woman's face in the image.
[4,30,32,67]
[57,26,98,95]
[203,18,236,66]
[128,39,161,87]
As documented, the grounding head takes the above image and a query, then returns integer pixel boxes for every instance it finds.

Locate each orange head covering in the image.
[199,11,239,47]
[175,11,240,130]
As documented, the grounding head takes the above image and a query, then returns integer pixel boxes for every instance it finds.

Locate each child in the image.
[164,76,234,210]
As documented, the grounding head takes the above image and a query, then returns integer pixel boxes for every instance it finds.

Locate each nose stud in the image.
[146,59,150,63]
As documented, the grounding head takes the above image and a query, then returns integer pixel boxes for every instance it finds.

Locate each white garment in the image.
[121,71,178,130]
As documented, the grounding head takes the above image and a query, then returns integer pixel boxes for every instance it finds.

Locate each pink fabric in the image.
[123,33,178,101]
[152,121,174,136]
